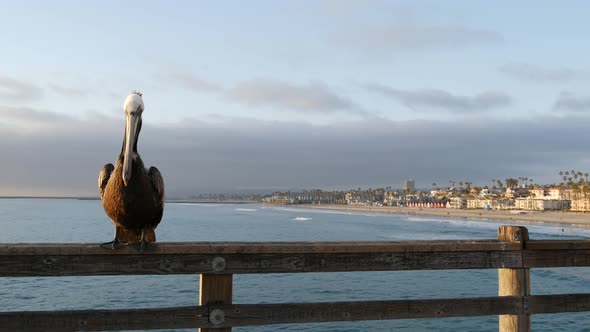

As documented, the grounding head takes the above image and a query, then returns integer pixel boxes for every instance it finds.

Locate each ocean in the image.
[1,199,590,331]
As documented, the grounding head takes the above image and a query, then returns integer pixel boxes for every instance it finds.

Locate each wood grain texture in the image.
[0,251,522,277]
[523,249,590,268]
[3,294,590,331]
[525,240,590,250]
[498,226,530,332]
[199,274,232,332]
[205,297,523,328]
[525,293,590,314]
[0,306,206,332]
[0,240,520,255]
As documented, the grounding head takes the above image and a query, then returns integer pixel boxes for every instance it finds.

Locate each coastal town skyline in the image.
[2,1,590,197]
[264,168,590,213]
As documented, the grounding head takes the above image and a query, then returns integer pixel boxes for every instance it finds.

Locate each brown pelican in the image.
[98,91,164,251]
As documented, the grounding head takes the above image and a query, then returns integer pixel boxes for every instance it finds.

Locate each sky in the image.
[1,1,590,197]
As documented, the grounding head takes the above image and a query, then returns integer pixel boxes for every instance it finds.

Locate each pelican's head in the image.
[122,91,144,186]
[124,91,144,115]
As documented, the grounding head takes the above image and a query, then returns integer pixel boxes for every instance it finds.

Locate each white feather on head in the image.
[124,91,144,113]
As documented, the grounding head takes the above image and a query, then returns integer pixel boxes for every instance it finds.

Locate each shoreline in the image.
[276,204,590,228]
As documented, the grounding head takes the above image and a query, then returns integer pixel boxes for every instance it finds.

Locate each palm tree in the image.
[505,178,518,189]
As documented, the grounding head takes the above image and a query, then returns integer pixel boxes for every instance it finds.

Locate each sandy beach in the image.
[280,204,590,227]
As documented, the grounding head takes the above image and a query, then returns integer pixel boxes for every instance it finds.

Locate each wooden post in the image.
[498,226,530,332]
[199,274,233,332]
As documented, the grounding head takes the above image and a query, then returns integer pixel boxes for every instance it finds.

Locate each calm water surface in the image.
[1,199,590,331]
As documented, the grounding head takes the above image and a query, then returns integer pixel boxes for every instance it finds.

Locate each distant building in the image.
[529,187,566,200]
[481,188,503,197]
[403,178,415,193]
[467,199,515,210]
[514,198,570,211]
[467,199,493,210]
[505,187,528,198]
[570,198,590,212]
[447,197,467,209]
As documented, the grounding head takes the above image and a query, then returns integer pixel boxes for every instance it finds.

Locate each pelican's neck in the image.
[120,118,142,155]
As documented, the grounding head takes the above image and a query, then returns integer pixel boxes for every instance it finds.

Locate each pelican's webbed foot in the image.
[100,227,125,250]
[100,238,125,250]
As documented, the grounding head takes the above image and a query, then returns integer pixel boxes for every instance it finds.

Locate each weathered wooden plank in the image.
[199,274,233,332]
[526,240,590,250]
[0,251,522,277]
[200,297,523,328]
[0,240,520,255]
[0,306,207,332]
[202,294,590,328]
[498,226,530,332]
[523,249,590,268]
[3,294,590,331]
[0,297,522,331]
[525,293,590,314]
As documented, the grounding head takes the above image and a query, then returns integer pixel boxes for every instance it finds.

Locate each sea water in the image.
[1,199,589,331]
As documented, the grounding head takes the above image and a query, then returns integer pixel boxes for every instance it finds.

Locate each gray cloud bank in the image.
[553,92,590,112]
[0,77,43,102]
[0,107,586,197]
[366,83,511,112]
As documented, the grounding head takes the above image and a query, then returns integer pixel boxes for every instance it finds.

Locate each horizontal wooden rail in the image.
[0,240,521,255]
[2,294,590,331]
[2,240,590,277]
[0,241,523,277]
[0,306,206,332]
[525,239,590,250]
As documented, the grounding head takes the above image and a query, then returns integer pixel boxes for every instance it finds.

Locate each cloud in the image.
[0,107,588,197]
[156,73,367,115]
[226,78,363,114]
[500,63,590,82]
[0,105,77,131]
[553,92,590,112]
[339,24,502,50]
[0,76,43,102]
[47,83,88,97]
[366,83,511,112]
[161,72,221,92]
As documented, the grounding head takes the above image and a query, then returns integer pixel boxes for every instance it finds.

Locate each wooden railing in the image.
[1,225,590,332]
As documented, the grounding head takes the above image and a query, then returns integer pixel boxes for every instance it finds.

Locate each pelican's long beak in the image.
[122,113,140,186]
